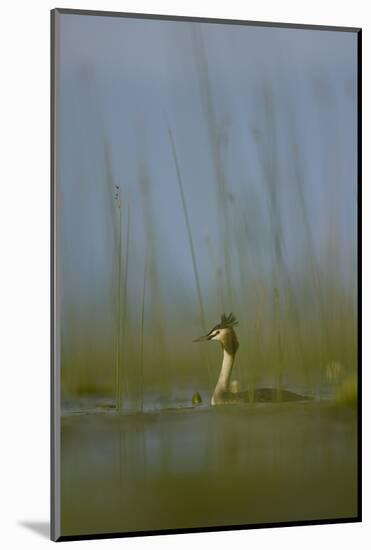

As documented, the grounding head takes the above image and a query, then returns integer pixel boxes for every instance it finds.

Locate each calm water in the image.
[61,402,357,537]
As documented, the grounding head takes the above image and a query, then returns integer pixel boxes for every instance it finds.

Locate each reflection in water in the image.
[61,403,357,536]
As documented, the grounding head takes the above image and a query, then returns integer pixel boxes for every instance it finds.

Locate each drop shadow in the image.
[19,521,50,539]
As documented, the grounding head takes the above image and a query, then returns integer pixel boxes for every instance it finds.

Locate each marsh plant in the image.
[114,185,123,412]
[59,21,357,413]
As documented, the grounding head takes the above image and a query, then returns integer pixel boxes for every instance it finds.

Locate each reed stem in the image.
[115,197,123,413]
[139,260,147,412]
[168,127,212,389]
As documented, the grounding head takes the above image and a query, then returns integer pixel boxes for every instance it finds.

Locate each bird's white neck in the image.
[211,349,235,405]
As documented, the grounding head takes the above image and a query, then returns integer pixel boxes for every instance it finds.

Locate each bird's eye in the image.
[207,329,220,340]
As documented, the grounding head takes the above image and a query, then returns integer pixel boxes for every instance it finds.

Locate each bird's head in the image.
[193,313,239,354]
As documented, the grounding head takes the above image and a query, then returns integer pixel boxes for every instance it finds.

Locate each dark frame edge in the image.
[50,7,55,542]
[55,516,361,543]
[53,7,361,33]
[51,7,61,543]
[356,27,362,523]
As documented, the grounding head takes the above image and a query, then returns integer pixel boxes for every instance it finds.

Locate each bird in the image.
[193,313,311,406]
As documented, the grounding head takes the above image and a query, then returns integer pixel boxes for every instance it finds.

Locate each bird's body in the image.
[194,313,310,406]
[212,387,311,405]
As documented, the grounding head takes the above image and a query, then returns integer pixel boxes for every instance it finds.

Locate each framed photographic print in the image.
[51,8,361,541]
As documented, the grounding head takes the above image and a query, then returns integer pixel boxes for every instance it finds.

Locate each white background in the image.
[0,0,368,548]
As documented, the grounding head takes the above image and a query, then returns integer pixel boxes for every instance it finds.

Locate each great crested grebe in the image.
[194,313,310,405]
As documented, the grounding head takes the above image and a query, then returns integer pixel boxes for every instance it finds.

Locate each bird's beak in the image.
[192,334,210,342]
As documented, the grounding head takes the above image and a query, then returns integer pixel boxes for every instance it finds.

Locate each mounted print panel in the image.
[51,8,361,541]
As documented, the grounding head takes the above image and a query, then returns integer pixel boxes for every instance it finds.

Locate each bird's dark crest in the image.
[216,313,238,330]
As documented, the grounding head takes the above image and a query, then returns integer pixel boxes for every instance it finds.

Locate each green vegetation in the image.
[335,374,358,407]
[60,28,357,413]
[192,391,203,405]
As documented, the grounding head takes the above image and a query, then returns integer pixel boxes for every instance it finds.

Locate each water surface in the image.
[61,402,357,536]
